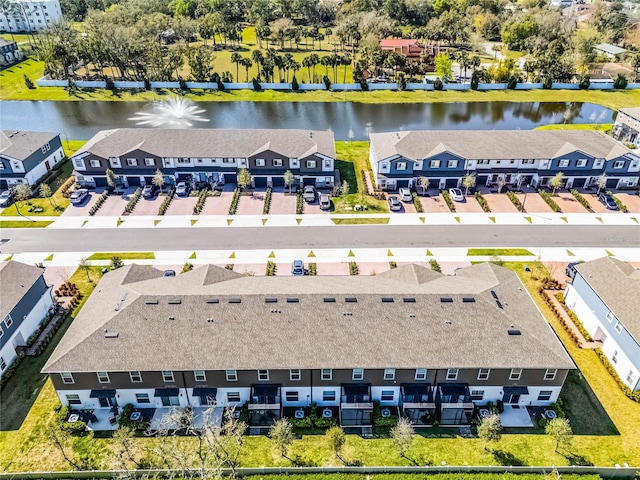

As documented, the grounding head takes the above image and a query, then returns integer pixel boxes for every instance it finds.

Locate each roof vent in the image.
[229,298,241,303]
[168,316,175,320]
[206,299,219,304]
[444,320,452,325]
[508,329,521,335]
[440,297,453,303]
[462,297,475,303]
[270,309,282,314]
[168,299,181,305]
[265,298,278,303]
[206,318,214,323]
[104,331,119,338]
[409,313,416,318]
[324,297,336,303]
[381,297,394,303]
[343,312,353,316]
[145,299,159,305]
[287,298,299,303]
[403,297,416,303]
[345,297,357,303]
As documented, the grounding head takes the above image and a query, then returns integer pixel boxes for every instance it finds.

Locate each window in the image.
[323,390,336,402]
[447,160,458,168]
[470,390,484,401]
[396,162,407,171]
[194,370,206,382]
[127,158,137,166]
[430,160,441,168]
[90,159,101,167]
[544,369,557,381]
[285,391,299,402]
[415,368,427,380]
[97,372,110,383]
[290,369,301,381]
[66,394,81,405]
[381,390,394,401]
[576,159,587,167]
[537,390,552,401]
[41,143,50,153]
[613,161,625,169]
[615,321,623,334]
[109,157,120,167]
[177,158,190,164]
[0,328,3,339]
[477,159,490,165]
[321,369,332,380]
[227,392,241,403]
[226,369,238,381]
[136,393,150,404]
[3,315,12,328]
[522,159,535,165]
[162,370,174,382]
[61,372,74,384]
[606,311,615,323]
[446,368,458,380]
[612,350,619,364]
[255,159,265,166]
[324,160,332,168]
[352,368,364,380]
[558,160,569,167]
[0,357,5,371]
[0,163,4,170]
[626,371,634,385]
[130,371,142,383]
[258,369,269,381]
[273,159,283,166]
[477,368,490,380]
[384,368,395,380]
[306,160,316,168]
[144,158,155,166]
[223,158,234,164]
[510,368,522,380]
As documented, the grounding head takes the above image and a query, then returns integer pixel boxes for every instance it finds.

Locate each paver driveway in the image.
[554,192,589,213]
[517,193,553,213]
[418,193,451,213]
[452,196,484,213]
[62,190,99,216]
[269,188,297,214]
[131,194,164,215]
[199,187,234,215]
[94,193,128,216]
[166,195,198,215]
[616,193,640,213]
[583,193,617,213]
[236,189,266,215]
[479,193,518,213]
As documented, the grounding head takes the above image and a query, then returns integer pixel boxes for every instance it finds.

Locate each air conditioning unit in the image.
[232,410,241,419]
[294,409,305,419]
[544,410,557,419]
[322,408,333,418]
[381,408,391,418]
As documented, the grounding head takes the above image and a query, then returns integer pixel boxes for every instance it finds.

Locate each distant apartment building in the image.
[0,0,62,33]
[613,108,640,147]
[0,38,20,65]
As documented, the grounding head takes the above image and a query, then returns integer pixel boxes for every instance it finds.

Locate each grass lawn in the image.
[87,252,156,260]
[0,220,53,228]
[467,248,534,256]
[535,124,614,133]
[332,217,389,225]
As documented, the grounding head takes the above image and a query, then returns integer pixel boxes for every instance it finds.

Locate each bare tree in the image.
[106,168,117,189]
[112,426,145,471]
[153,169,165,193]
[418,176,430,196]
[78,257,92,282]
[390,417,416,464]
[45,423,83,470]
[284,170,295,194]
[462,173,476,195]
[341,180,350,198]
[550,172,565,195]
[545,417,573,454]
[596,174,607,194]
[13,183,31,216]
[269,418,295,462]
[40,183,56,207]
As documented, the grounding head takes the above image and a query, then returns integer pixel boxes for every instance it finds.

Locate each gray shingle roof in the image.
[370,130,633,162]
[0,261,46,320]
[43,263,575,373]
[0,131,59,161]
[575,257,640,341]
[619,108,640,122]
[75,128,336,160]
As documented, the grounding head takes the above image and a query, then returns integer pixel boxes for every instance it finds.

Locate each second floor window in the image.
[273,159,283,166]
[144,158,155,166]
[447,160,458,168]
[255,159,265,166]
[430,160,440,168]
[384,368,395,380]
[558,160,569,167]
[477,368,490,380]
[90,160,100,167]
[613,161,625,169]
[162,370,174,382]
[510,368,522,380]
[127,158,137,166]
[130,371,142,382]
[306,160,316,168]
[352,368,364,380]
[61,372,74,384]
[446,368,458,380]
[290,369,301,381]
[396,162,407,170]
[544,369,557,380]
[226,369,238,381]
[321,368,332,380]
[97,372,110,383]
[194,370,206,382]
[415,368,427,380]
[258,369,269,381]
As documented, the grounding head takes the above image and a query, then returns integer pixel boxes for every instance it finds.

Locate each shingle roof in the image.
[42,263,575,373]
[370,130,633,162]
[0,261,46,320]
[574,257,640,341]
[620,108,640,122]
[75,128,336,160]
[0,131,59,161]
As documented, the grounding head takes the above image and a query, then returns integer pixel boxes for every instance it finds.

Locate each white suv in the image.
[399,188,412,202]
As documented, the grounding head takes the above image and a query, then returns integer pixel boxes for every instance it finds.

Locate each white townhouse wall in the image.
[564,257,640,391]
[467,385,562,406]
[0,0,62,33]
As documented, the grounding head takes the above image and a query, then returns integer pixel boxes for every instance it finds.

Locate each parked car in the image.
[69,189,89,205]
[388,196,402,211]
[291,260,307,276]
[163,270,176,277]
[0,189,14,207]
[399,187,412,202]
[319,194,331,210]
[175,182,191,197]
[449,188,464,202]
[303,185,316,203]
[142,184,158,198]
[598,191,618,210]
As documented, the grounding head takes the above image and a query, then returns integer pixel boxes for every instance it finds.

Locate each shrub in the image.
[117,404,146,430]
[475,191,491,212]
[229,188,240,215]
[570,189,591,211]
[157,187,175,215]
[507,75,518,89]
[60,177,76,198]
[308,263,317,276]
[216,77,226,91]
[60,420,87,433]
[252,78,262,91]
[506,191,522,211]
[441,189,455,212]
[266,261,277,276]
[88,190,109,216]
[542,77,552,89]
[349,261,359,275]
[434,78,444,91]
[538,189,561,212]
[389,261,397,269]
[144,78,151,90]
[595,349,640,402]
[263,187,272,214]
[296,191,304,214]
[359,78,369,91]
[471,72,479,90]
[105,77,115,90]
[291,75,299,91]
[193,189,209,215]
[323,75,331,91]
[124,188,142,214]
[373,402,399,427]
[24,74,35,89]
[429,259,441,272]
[412,191,424,212]
[606,191,628,212]
[398,74,406,91]
[178,78,188,90]
[579,76,590,90]
[182,262,193,273]
[613,74,627,90]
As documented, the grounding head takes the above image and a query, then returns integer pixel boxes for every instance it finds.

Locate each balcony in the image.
[340,384,373,409]
[401,384,436,426]
[437,383,473,408]
[249,385,281,410]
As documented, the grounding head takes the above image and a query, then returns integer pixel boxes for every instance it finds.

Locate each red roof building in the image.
[380,39,426,58]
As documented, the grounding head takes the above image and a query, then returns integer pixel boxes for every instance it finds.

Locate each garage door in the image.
[397,179,410,188]
[93,177,108,187]
[572,178,586,188]
[302,177,316,186]
[177,173,192,181]
[477,175,489,187]
[0,179,8,190]
[606,178,619,188]
[254,176,268,187]
[271,176,285,186]
[224,174,237,184]
[445,178,458,188]
[127,176,141,187]
[522,175,534,187]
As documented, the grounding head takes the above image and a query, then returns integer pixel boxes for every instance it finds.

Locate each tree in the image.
[391,417,416,464]
[434,53,452,82]
[78,257,92,282]
[45,423,83,470]
[477,413,502,451]
[110,256,124,270]
[231,52,242,84]
[40,183,55,207]
[545,417,573,453]
[105,168,116,189]
[269,418,294,461]
[326,426,346,463]
[462,173,476,195]
[418,176,430,196]
[341,179,350,198]
[153,169,165,192]
[13,183,31,216]
[237,168,252,190]
[596,174,607,194]
[550,172,564,195]
[284,170,295,193]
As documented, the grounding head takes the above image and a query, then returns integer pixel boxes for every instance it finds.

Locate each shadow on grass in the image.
[561,369,619,436]
[291,455,318,467]
[566,453,593,466]
[492,449,525,466]
[334,159,357,193]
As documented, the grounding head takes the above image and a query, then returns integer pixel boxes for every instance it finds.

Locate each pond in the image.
[0,100,615,141]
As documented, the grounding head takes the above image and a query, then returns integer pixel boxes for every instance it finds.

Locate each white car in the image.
[70,189,89,205]
[448,188,464,202]
[399,187,412,202]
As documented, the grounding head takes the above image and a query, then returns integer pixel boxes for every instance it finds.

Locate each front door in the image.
[99,396,116,408]
[45,160,50,171]
[508,394,520,404]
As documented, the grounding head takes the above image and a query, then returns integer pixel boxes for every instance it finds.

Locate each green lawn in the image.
[535,124,614,133]
[332,217,389,225]
[467,248,534,256]
[0,220,53,228]
[87,252,156,260]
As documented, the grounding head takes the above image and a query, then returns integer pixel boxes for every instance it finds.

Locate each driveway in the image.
[418,193,450,213]
[517,193,553,213]
[477,190,518,213]
[452,196,484,213]
[389,194,415,214]
[94,193,128,216]
[166,195,198,215]
[131,194,164,216]
[583,193,617,214]
[269,188,297,214]
[554,192,589,213]
[200,189,234,215]
[616,192,640,213]
[316,262,350,275]
[62,190,100,216]
[236,189,266,215]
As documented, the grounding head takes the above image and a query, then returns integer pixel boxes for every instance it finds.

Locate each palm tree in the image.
[231,53,242,85]
[342,54,352,83]
[241,57,253,82]
[321,55,331,78]
[309,53,320,82]
[302,55,313,82]
[251,49,264,80]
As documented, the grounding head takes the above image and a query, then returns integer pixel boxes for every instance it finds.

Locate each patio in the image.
[79,409,119,432]
[500,405,534,427]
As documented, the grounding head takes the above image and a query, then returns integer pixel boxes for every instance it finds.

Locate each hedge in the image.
[412,192,424,212]
[296,191,304,214]
[538,189,562,212]
[265,260,277,276]
[554,292,593,342]
[88,190,109,216]
[229,188,240,215]
[263,187,272,214]
[429,259,442,273]
[440,190,456,212]
[595,349,640,402]
[308,263,317,276]
[349,261,359,275]
[570,189,592,211]
[506,191,522,211]
[193,189,209,215]
[157,187,176,215]
[540,290,581,347]
[124,188,142,214]
[474,191,491,212]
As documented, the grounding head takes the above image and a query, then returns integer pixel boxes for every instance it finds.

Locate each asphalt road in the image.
[2,225,638,253]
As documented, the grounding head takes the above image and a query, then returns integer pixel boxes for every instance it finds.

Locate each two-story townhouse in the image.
[369,130,639,191]
[43,262,575,431]
[613,107,640,147]
[0,261,55,378]
[0,0,62,33]
[0,131,64,189]
[0,38,20,65]
[72,129,336,190]
[564,257,640,391]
